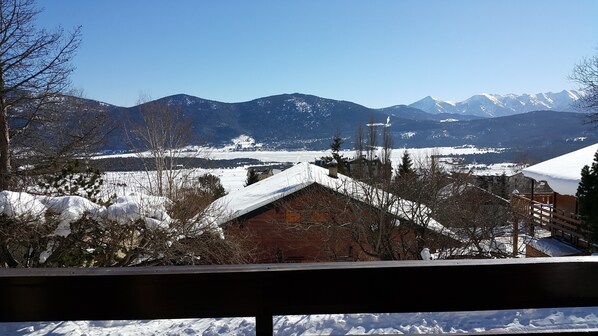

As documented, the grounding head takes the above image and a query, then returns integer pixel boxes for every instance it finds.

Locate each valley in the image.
[79,90,596,164]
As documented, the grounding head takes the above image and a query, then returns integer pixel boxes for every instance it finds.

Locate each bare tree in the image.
[126,96,194,198]
[348,157,515,260]
[435,173,515,258]
[366,116,378,162]
[570,52,598,124]
[351,117,392,183]
[380,124,393,182]
[12,94,111,188]
[0,0,82,190]
[353,125,365,179]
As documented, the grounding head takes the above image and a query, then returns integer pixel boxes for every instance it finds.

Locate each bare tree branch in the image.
[0,0,83,190]
[570,52,598,125]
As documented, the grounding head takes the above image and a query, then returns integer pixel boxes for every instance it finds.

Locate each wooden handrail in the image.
[511,194,587,247]
[2,258,598,335]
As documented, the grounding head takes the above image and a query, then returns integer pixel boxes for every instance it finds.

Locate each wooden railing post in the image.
[513,206,519,257]
[530,180,535,236]
[256,313,274,336]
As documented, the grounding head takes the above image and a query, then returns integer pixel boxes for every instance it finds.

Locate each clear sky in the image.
[36,0,598,108]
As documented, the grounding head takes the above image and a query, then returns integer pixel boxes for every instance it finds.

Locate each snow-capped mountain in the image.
[409,96,457,115]
[409,90,582,117]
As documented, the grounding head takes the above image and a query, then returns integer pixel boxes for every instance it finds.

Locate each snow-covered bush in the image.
[0,176,248,267]
[0,191,46,220]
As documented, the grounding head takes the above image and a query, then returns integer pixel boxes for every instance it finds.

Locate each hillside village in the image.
[0,0,594,269]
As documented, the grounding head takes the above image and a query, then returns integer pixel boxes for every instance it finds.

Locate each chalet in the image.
[204,162,460,263]
[512,142,598,256]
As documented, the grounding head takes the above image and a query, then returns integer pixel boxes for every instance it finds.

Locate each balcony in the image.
[511,193,587,249]
[1,257,598,335]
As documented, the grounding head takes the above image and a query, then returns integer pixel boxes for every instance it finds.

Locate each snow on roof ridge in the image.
[522,142,598,196]
[206,162,455,238]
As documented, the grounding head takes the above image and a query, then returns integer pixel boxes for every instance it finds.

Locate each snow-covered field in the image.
[215,145,500,165]
[7,146,589,336]
[100,146,520,196]
[96,145,505,167]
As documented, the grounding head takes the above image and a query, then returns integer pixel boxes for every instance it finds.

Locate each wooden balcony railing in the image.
[511,194,587,247]
[2,257,598,335]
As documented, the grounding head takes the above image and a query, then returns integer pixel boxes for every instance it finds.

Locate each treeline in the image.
[92,157,264,172]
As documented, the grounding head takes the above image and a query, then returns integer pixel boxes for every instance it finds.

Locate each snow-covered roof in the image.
[527,237,582,257]
[206,162,453,237]
[522,143,598,196]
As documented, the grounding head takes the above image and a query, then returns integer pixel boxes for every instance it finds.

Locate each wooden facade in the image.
[521,192,577,214]
[526,244,550,257]
[224,184,455,263]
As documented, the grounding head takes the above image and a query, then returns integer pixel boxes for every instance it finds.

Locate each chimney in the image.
[329,159,338,178]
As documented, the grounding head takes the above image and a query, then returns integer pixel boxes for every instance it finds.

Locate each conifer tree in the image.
[397,150,414,178]
[245,168,260,187]
[330,132,343,153]
[496,172,509,199]
[330,132,347,174]
[577,150,598,246]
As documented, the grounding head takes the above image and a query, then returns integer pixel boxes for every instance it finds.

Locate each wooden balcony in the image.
[2,258,598,335]
[511,194,587,248]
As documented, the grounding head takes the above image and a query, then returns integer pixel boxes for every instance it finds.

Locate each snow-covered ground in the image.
[3,307,598,335]
[95,145,505,168]
[203,145,504,169]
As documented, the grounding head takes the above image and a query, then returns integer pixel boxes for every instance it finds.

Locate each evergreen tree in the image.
[330,132,343,153]
[577,150,598,246]
[197,174,227,199]
[39,160,103,203]
[330,132,347,175]
[397,150,414,178]
[496,172,509,199]
[245,168,260,187]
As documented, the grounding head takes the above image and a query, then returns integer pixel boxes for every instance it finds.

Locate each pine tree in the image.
[330,132,347,175]
[577,150,598,247]
[330,132,343,153]
[245,168,260,187]
[397,150,414,178]
[496,172,509,199]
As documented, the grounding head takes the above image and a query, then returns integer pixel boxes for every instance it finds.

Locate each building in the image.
[512,142,598,256]
[204,162,459,263]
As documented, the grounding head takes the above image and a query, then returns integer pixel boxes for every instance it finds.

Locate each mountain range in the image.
[408,90,582,118]
[89,90,596,163]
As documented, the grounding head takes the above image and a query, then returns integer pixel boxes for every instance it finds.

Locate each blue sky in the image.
[37,0,598,108]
